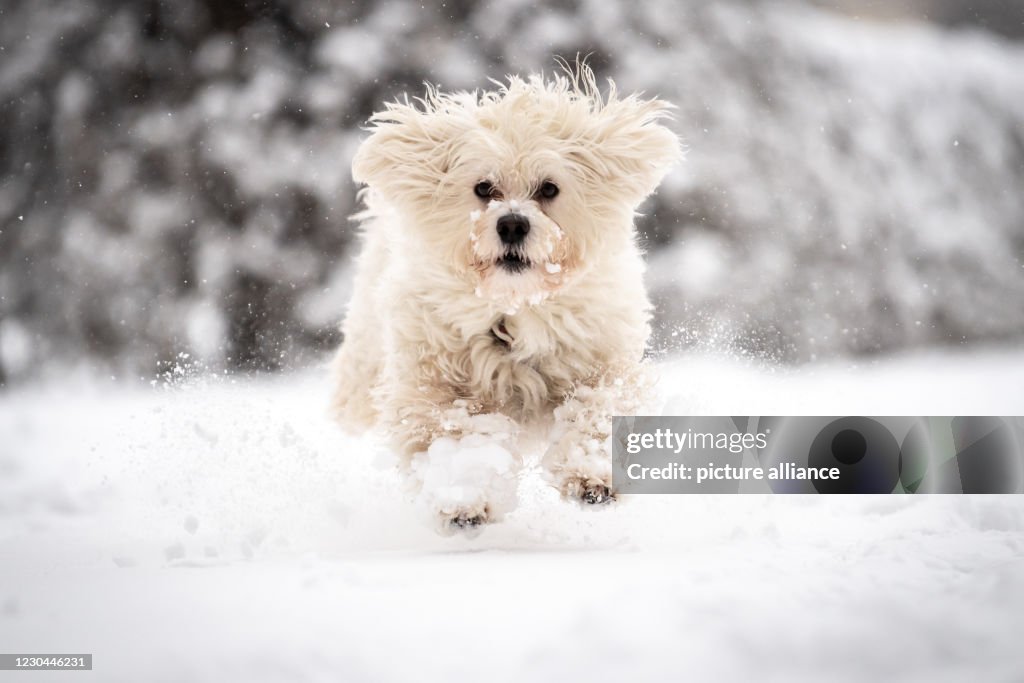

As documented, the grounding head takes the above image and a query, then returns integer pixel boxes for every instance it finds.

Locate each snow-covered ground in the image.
[2,349,1023,682]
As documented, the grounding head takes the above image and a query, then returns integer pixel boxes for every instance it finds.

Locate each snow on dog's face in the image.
[351,65,681,312]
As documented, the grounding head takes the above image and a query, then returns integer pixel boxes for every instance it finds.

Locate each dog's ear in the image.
[352,91,471,203]
[575,93,682,204]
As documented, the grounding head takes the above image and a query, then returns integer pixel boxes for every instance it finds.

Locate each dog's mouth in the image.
[496,252,531,273]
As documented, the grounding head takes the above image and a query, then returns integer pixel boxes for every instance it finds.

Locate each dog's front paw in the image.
[451,512,486,528]
[436,504,491,537]
[557,474,616,506]
[581,484,614,505]
[409,423,521,537]
[543,432,615,506]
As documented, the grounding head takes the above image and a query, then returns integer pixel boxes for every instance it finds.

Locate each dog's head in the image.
[352,64,681,312]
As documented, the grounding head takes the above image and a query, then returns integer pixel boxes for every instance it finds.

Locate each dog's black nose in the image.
[496,214,530,245]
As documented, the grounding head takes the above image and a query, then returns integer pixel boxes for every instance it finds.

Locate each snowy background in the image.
[2,0,1024,681]
[2,0,1024,380]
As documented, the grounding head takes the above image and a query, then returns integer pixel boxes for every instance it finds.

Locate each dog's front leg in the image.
[542,365,650,505]
[382,376,523,535]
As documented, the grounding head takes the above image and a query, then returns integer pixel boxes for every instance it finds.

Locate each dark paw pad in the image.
[581,485,614,505]
[450,513,486,529]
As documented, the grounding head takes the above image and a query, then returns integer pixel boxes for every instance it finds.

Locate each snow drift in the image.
[1,351,1023,681]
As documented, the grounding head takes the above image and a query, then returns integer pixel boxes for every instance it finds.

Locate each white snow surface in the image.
[2,349,1024,682]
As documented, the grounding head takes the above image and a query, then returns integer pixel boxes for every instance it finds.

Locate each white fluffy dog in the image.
[332,65,680,533]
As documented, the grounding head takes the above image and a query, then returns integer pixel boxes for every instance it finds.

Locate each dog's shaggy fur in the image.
[331,65,680,533]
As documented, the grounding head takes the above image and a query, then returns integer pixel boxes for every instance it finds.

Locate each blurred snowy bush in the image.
[1,0,1023,383]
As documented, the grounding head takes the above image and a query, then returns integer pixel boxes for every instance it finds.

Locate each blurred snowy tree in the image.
[0,0,1022,383]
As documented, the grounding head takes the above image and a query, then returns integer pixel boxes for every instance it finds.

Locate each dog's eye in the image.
[474,181,495,199]
[537,181,559,200]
